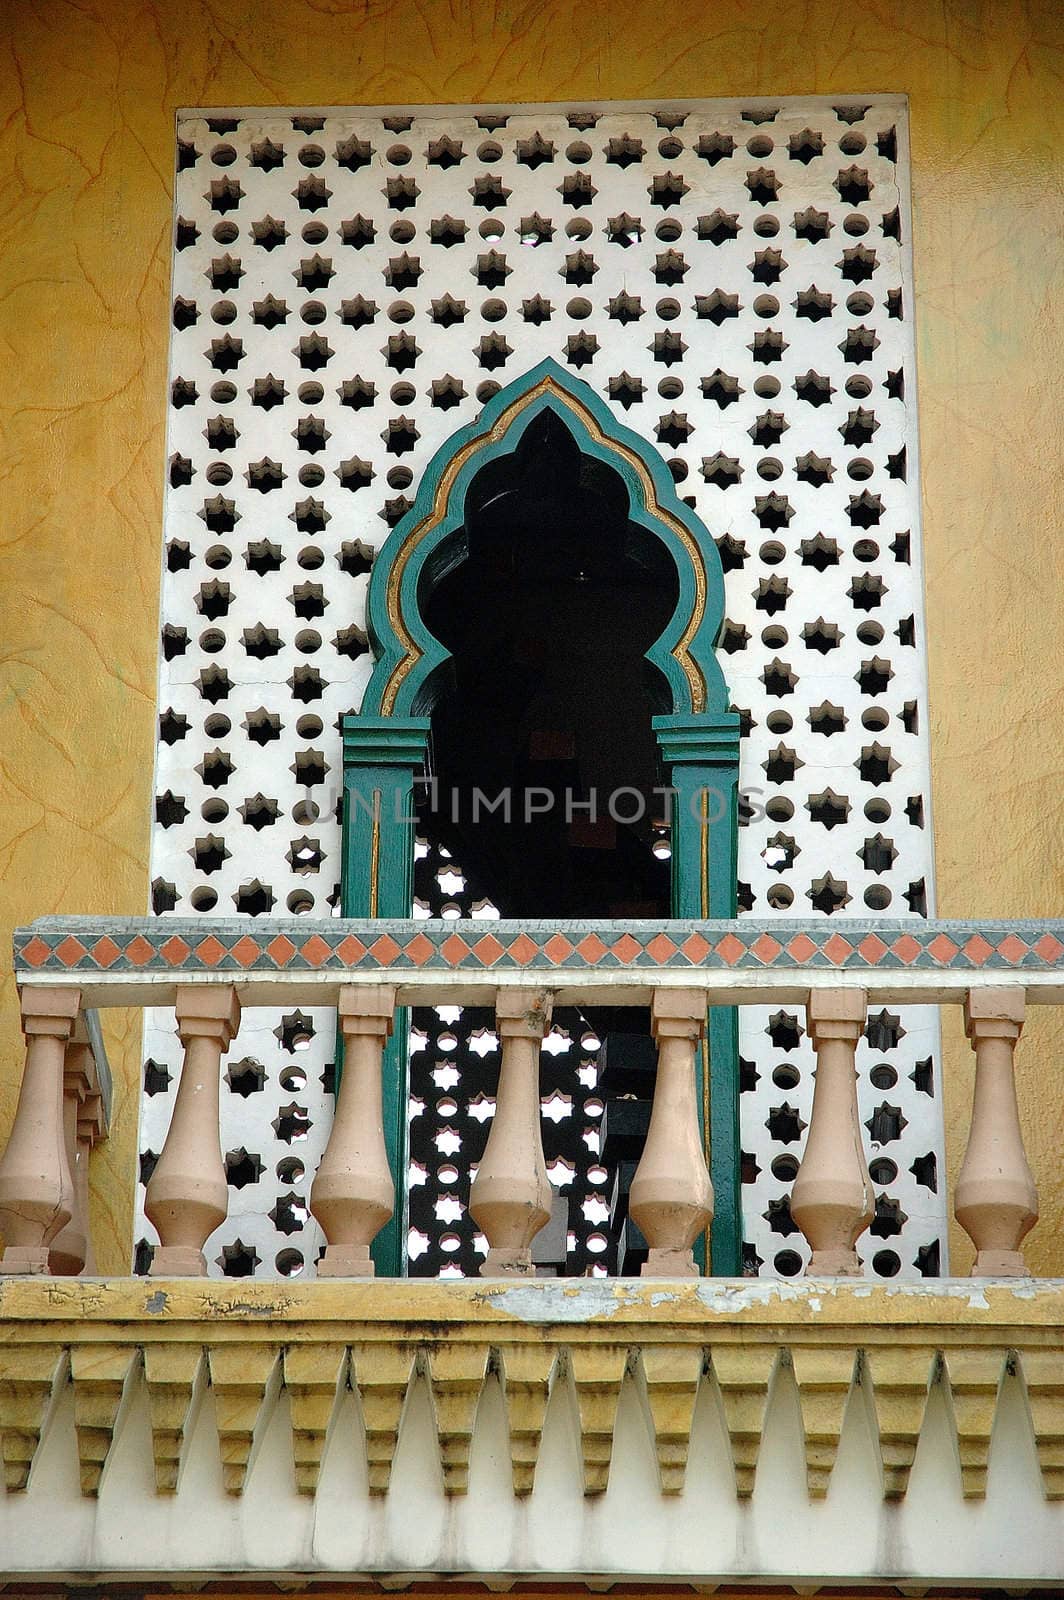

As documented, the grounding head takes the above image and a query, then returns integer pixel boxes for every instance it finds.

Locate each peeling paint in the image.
[479,1280,647,1322]
[218,1298,290,1317]
[4,1274,1063,1333]
[471,1275,1063,1325]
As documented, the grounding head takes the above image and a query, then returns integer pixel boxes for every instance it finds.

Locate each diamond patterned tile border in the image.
[16,917,1064,976]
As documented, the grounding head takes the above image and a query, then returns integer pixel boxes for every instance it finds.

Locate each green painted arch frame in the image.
[360,358,732,721]
[344,358,743,1275]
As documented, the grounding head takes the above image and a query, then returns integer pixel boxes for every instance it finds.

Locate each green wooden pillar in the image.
[653,712,742,1275]
[340,714,431,1277]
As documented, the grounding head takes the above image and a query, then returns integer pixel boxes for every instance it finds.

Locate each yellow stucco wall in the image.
[0,0,1061,1276]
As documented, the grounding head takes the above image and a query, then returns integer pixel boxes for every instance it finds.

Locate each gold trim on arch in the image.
[380,375,708,715]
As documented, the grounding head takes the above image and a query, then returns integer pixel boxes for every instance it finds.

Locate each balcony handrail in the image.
[4,914,1061,1283]
[12,914,1064,1006]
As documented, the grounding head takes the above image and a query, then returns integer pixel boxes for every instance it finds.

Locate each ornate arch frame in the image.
[341,360,742,1275]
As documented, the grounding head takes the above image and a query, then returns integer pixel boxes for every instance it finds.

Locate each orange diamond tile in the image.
[473,933,505,965]
[646,933,679,964]
[125,935,156,967]
[927,933,958,964]
[20,936,51,968]
[267,935,297,965]
[681,932,712,964]
[300,935,332,967]
[891,934,922,965]
[714,933,745,966]
[858,934,889,964]
[963,934,995,966]
[91,936,122,968]
[195,936,225,967]
[750,933,782,964]
[404,933,435,967]
[370,934,402,966]
[508,933,538,965]
[576,933,609,964]
[787,933,818,963]
[996,933,1029,964]
[823,934,853,965]
[1034,933,1064,963]
[336,934,367,966]
[55,936,87,968]
[441,934,472,965]
[160,935,191,966]
[231,935,261,968]
[544,934,573,964]
[611,933,642,964]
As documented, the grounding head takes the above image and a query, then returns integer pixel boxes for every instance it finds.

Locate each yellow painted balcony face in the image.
[0,1278,1063,1589]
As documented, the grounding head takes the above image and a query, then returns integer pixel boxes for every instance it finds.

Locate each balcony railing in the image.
[3,916,1064,1587]
[4,915,1062,1282]
[0,993,111,1277]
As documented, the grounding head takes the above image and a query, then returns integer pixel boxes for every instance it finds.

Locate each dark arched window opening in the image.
[407,411,680,1276]
[423,410,678,919]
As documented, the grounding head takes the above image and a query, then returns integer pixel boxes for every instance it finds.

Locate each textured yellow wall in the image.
[0,0,1061,1275]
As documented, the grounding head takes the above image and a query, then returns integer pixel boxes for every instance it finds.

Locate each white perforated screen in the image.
[138,96,945,1281]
